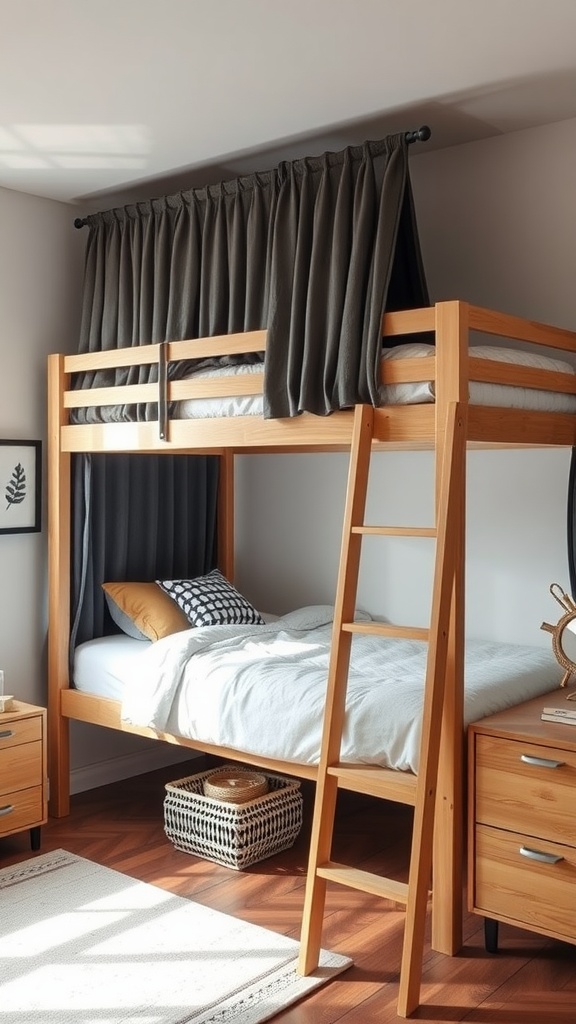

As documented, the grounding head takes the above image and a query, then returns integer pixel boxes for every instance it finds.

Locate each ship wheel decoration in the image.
[541,583,576,696]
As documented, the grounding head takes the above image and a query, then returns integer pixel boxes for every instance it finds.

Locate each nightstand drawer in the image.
[0,786,43,837]
[0,741,43,796]
[475,734,576,846]
[0,716,42,749]
[474,824,576,943]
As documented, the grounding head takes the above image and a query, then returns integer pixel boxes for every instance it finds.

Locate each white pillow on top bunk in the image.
[157,569,265,628]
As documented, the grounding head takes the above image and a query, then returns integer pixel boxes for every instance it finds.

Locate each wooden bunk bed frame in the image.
[47,299,576,964]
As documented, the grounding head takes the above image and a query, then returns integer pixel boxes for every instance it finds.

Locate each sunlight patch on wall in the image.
[0,124,150,171]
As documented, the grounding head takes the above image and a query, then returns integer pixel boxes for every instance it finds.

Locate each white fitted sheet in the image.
[74,606,563,773]
[176,345,576,418]
[74,634,151,700]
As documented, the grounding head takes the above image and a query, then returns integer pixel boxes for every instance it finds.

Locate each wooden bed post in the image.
[217,449,235,581]
[47,353,72,817]
[431,301,468,954]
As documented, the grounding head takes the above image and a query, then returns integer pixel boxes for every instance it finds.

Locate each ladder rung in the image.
[316,861,411,903]
[342,621,430,642]
[352,525,436,537]
[327,765,418,805]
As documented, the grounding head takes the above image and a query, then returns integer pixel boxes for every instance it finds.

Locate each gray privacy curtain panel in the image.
[75,174,276,421]
[75,133,428,420]
[71,132,428,643]
[266,137,428,416]
[71,453,219,648]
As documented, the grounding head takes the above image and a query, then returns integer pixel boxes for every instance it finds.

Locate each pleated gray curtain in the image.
[74,173,276,422]
[71,132,428,644]
[71,453,218,648]
[75,133,428,419]
[266,137,428,415]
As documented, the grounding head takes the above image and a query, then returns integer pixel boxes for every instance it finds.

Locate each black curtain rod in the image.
[73,125,431,229]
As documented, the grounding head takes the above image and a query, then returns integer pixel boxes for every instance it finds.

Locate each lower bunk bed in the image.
[72,602,563,777]
[48,300,576,968]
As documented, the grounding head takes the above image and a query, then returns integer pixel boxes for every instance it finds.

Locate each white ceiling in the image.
[3,0,576,207]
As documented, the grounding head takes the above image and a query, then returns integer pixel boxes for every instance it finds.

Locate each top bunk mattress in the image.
[74,605,563,773]
[177,344,576,418]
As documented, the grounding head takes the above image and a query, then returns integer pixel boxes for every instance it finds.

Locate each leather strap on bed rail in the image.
[158,342,168,441]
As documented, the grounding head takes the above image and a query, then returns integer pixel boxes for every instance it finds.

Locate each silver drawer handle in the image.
[520,754,565,769]
[0,729,15,740]
[520,845,564,865]
[0,804,15,817]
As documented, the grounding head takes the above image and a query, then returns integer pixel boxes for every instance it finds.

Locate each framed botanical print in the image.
[0,440,42,535]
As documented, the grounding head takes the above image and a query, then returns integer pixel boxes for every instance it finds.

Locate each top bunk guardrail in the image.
[48,301,576,454]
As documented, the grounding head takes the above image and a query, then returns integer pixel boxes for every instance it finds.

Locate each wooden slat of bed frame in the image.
[63,329,268,372]
[60,689,319,781]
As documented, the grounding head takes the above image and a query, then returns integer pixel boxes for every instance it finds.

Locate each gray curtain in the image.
[71,453,218,649]
[74,172,275,422]
[74,133,427,420]
[266,137,428,415]
[71,132,428,645]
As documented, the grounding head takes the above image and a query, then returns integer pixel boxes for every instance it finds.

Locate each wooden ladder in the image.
[298,400,465,1017]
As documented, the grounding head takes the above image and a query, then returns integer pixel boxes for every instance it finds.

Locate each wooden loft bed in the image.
[47,299,576,966]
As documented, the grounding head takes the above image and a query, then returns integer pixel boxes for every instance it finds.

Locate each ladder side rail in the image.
[397,401,467,1016]
[431,300,469,955]
[298,404,375,974]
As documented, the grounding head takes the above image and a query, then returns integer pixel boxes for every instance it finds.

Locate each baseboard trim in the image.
[70,745,201,795]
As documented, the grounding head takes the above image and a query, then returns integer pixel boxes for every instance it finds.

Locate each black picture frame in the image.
[0,440,42,535]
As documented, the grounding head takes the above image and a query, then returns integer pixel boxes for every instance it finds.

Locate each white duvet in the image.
[120,605,562,772]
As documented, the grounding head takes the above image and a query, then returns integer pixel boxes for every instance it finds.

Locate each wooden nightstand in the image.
[468,687,576,953]
[0,701,47,851]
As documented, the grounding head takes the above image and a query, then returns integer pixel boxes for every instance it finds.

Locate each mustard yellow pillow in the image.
[102,582,190,642]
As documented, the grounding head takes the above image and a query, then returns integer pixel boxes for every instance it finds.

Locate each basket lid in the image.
[203,769,269,803]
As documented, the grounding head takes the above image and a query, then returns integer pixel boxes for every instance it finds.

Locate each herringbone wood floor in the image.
[2,757,575,1022]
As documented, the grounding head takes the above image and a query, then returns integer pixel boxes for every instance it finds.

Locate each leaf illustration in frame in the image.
[0,440,41,534]
[5,462,27,511]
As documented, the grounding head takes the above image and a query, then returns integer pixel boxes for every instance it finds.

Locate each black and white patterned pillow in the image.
[157,570,265,628]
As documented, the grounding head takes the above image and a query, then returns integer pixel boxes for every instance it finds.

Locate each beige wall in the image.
[0,187,194,790]
[0,186,82,706]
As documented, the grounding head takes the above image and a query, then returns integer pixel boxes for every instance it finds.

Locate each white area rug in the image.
[0,849,351,1024]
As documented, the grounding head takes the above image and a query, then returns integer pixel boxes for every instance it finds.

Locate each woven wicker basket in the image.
[164,764,303,870]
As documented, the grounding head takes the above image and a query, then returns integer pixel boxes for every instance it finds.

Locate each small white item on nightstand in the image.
[0,670,14,713]
[541,706,576,725]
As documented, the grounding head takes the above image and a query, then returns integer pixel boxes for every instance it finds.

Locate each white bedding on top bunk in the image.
[75,605,563,773]
[176,345,576,418]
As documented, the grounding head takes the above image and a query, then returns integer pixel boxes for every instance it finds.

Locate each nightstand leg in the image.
[30,826,41,851]
[484,917,499,953]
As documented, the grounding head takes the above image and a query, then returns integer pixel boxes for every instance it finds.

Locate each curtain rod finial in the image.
[405,125,432,144]
[74,217,87,229]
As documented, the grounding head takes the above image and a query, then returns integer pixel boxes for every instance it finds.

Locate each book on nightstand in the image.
[541,705,576,725]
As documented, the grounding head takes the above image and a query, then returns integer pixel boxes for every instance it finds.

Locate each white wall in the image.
[235,118,576,649]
